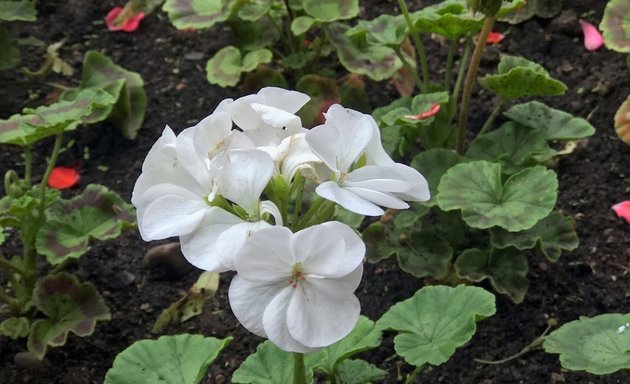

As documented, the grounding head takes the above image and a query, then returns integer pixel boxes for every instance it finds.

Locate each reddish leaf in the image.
[486,31,505,44]
[579,20,604,51]
[612,201,630,223]
[105,6,145,32]
[48,167,79,189]
[405,103,441,120]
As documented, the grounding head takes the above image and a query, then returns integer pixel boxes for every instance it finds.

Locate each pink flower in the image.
[404,103,441,120]
[105,6,144,32]
[486,31,505,45]
[579,20,604,51]
[612,201,630,224]
[48,167,80,189]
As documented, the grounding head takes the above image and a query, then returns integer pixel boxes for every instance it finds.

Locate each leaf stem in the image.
[37,131,63,221]
[297,197,326,230]
[474,323,553,365]
[444,39,456,92]
[24,145,32,188]
[394,47,423,94]
[0,287,18,310]
[291,173,305,231]
[405,364,425,383]
[396,0,429,92]
[0,253,27,276]
[449,38,472,123]
[456,17,495,154]
[478,100,504,136]
[293,352,306,384]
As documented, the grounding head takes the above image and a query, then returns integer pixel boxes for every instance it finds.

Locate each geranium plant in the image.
[0,89,135,359]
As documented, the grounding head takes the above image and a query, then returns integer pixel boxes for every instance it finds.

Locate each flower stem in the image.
[405,364,424,383]
[394,47,423,93]
[456,16,495,154]
[444,39,457,92]
[293,352,306,384]
[297,197,325,230]
[396,0,429,93]
[291,173,305,231]
[478,100,504,136]
[449,39,472,123]
[37,132,63,220]
[24,145,32,188]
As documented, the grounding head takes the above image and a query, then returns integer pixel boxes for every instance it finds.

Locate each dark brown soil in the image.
[1,1,629,383]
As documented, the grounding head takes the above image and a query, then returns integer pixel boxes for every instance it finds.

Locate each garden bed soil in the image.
[1,1,629,383]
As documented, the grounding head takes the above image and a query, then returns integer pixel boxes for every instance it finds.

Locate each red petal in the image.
[405,103,441,120]
[486,32,504,44]
[121,12,145,32]
[579,20,604,51]
[105,7,144,32]
[612,201,630,224]
[48,167,80,189]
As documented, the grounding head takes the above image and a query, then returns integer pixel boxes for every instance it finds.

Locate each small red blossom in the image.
[405,103,441,120]
[612,201,630,224]
[105,6,144,32]
[48,167,80,189]
[486,31,505,45]
[579,20,604,51]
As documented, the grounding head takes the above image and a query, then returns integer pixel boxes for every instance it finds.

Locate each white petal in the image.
[258,87,310,114]
[345,187,409,210]
[191,111,233,160]
[287,277,360,348]
[320,221,365,275]
[251,103,302,131]
[141,194,208,240]
[212,220,271,271]
[259,200,283,226]
[278,133,321,181]
[365,116,395,166]
[263,286,318,353]
[217,149,274,213]
[344,166,410,193]
[293,225,360,278]
[316,181,384,216]
[176,127,212,188]
[230,94,264,131]
[229,275,286,338]
[390,163,431,202]
[234,226,294,281]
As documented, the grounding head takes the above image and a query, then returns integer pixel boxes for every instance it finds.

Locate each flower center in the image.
[289,263,305,288]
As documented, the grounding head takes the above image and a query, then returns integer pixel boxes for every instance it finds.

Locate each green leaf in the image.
[162,0,231,30]
[296,74,340,126]
[0,89,115,146]
[303,0,359,22]
[504,101,596,141]
[241,67,288,93]
[206,46,272,87]
[378,285,496,367]
[35,184,135,265]
[454,248,529,303]
[232,17,280,51]
[479,55,567,100]
[232,341,314,384]
[397,230,452,279]
[0,26,20,70]
[333,359,388,384]
[0,317,30,339]
[291,16,316,35]
[329,24,401,81]
[350,14,407,46]
[0,0,36,21]
[614,95,630,144]
[105,334,232,384]
[307,316,381,376]
[411,149,464,207]
[543,313,630,375]
[490,211,578,262]
[236,0,272,21]
[28,273,111,359]
[601,0,630,53]
[436,161,558,231]
[62,51,147,139]
[466,122,556,174]
[334,207,364,229]
[500,0,563,24]
[413,6,483,40]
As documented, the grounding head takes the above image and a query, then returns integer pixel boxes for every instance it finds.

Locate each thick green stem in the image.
[297,197,326,230]
[0,287,19,310]
[456,17,495,154]
[405,364,425,384]
[0,253,27,276]
[293,353,306,384]
[291,174,305,231]
[396,0,429,92]
[24,145,32,188]
[478,100,504,136]
[394,47,423,93]
[444,39,457,92]
[449,39,472,123]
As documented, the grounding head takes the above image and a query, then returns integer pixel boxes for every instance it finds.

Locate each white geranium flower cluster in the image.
[132,87,429,352]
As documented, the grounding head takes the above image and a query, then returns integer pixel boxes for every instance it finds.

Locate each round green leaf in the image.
[436,161,558,231]
[0,0,37,22]
[479,55,567,100]
[206,46,244,87]
[105,334,232,384]
[615,95,630,144]
[162,0,231,30]
[504,101,596,141]
[236,0,272,21]
[232,341,314,384]
[356,14,408,46]
[544,313,630,375]
[242,48,273,72]
[303,0,358,22]
[377,285,496,367]
[0,317,30,339]
[333,359,387,384]
[291,16,316,35]
[601,0,630,53]
[397,230,452,279]
[413,7,483,40]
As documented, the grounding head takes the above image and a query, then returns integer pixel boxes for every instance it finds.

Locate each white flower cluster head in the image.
[132,87,429,353]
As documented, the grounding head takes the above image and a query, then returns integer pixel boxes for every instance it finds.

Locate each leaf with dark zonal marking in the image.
[35,184,135,265]
[303,0,358,22]
[614,95,630,144]
[162,0,232,30]
[490,210,578,262]
[0,89,115,146]
[27,273,110,359]
[600,0,630,53]
[347,14,407,47]
[397,229,452,279]
[455,247,529,303]
[504,101,595,141]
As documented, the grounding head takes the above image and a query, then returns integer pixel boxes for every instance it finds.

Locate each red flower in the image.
[486,31,504,45]
[48,167,80,189]
[612,201,630,224]
[579,20,604,51]
[404,103,441,120]
[105,6,144,32]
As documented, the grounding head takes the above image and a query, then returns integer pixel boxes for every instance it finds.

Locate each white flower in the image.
[228,222,364,353]
[305,104,430,216]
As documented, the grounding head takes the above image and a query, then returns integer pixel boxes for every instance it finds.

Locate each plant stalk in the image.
[291,173,305,231]
[396,0,429,92]
[444,39,456,92]
[293,352,306,384]
[24,145,32,188]
[456,17,495,154]
[474,323,553,365]
[405,364,425,384]
[297,197,326,230]
[478,100,504,135]
[394,47,423,93]
[37,131,63,221]
[449,39,472,123]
